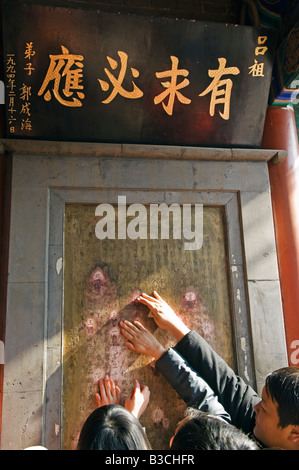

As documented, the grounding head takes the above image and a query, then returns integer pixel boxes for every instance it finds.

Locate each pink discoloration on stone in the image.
[179,287,217,348]
[86,267,116,301]
[84,316,97,337]
[83,267,118,337]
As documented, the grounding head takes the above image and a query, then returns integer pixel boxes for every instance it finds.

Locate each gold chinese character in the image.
[258,36,268,44]
[38,45,85,107]
[20,84,32,101]
[20,102,31,117]
[8,96,15,108]
[98,51,143,104]
[249,59,265,77]
[154,56,191,115]
[199,58,240,120]
[255,36,268,55]
[24,63,35,76]
[25,42,36,60]
[6,62,16,74]
[6,55,16,71]
[255,46,268,55]
[7,78,16,94]
[21,118,32,131]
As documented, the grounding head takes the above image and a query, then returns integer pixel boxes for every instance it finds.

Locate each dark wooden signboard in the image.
[2,1,277,147]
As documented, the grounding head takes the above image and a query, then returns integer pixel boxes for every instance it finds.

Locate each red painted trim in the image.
[262,106,299,367]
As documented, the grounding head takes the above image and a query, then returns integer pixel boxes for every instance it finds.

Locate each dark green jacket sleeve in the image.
[174,330,260,434]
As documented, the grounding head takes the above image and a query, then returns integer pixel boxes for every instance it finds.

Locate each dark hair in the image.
[265,367,299,428]
[77,405,151,450]
[171,408,259,450]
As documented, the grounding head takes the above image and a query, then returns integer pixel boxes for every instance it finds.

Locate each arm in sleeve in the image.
[155,347,231,423]
[174,330,260,433]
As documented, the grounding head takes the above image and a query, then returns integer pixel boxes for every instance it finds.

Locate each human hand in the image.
[137,291,190,340]
[120,319,166,360]
[125,379,150,419]
[95,375,121,408]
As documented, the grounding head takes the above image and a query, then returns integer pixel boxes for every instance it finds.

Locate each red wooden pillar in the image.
[262,106,299,366]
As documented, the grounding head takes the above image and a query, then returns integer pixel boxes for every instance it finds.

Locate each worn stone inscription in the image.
[63,204,235,449]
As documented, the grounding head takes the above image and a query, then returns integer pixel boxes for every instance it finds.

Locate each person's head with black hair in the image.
[77,404,151,450]
[170,408,259,450]
[78,375,151,450]
[254,367,299,449]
